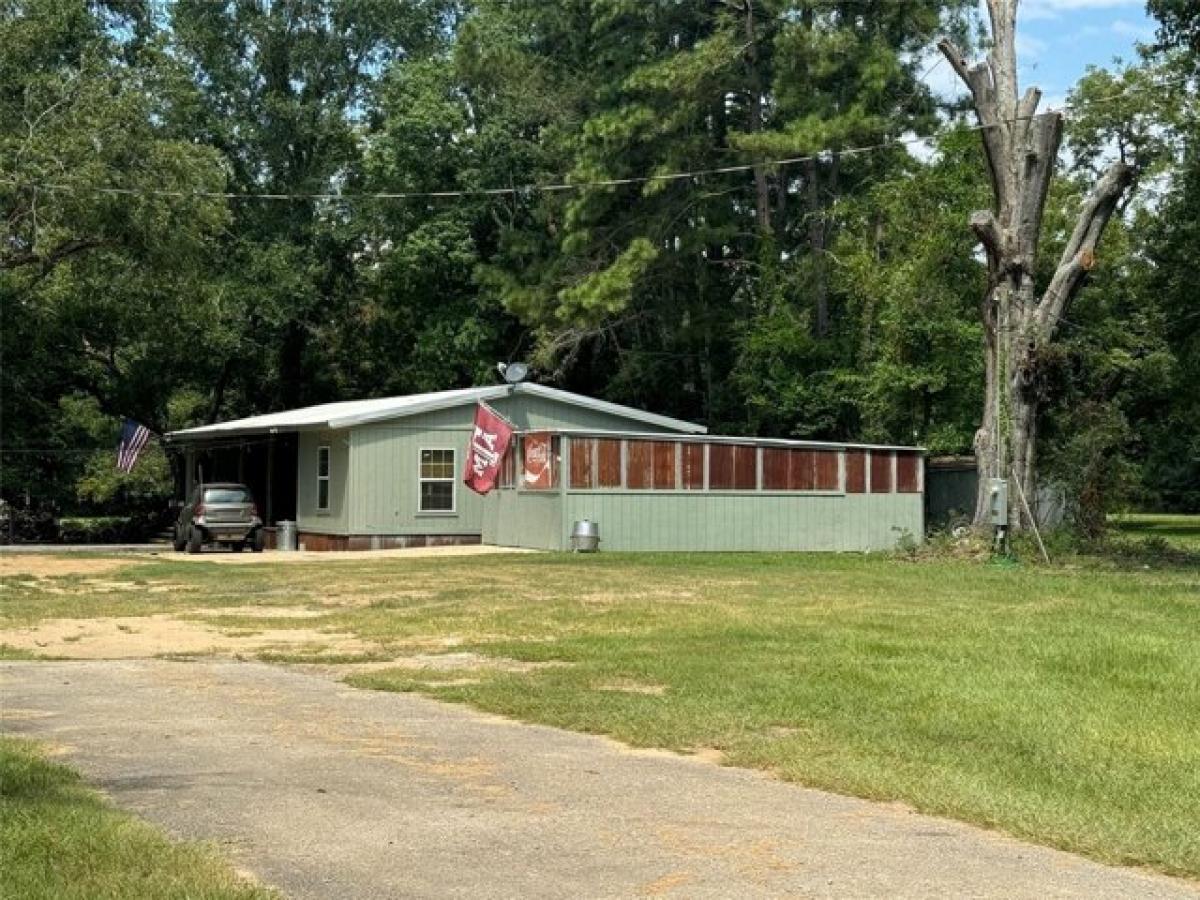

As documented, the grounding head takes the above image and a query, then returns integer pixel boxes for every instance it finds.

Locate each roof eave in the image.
[326,386,511,429]
[515,383,707,434]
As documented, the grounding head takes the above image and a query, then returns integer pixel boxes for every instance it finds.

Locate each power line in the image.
[1,76,1188,204]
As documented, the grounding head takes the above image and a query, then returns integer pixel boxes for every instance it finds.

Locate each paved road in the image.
[2,661,1196,899]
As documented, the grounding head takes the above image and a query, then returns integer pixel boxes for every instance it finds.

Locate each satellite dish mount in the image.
[497,362,529,384]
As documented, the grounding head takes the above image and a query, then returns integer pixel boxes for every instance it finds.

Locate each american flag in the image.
[116,419,153,473]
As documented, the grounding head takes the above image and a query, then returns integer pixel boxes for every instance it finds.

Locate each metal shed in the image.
[166,384,923,552]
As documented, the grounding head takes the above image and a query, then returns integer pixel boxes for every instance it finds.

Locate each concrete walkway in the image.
[1,660,1195,900]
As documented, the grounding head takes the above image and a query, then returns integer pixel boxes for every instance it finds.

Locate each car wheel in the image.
[186,526,203,554]
[231,541,245,553]
[172,525,187,552]
[251,530,265,553]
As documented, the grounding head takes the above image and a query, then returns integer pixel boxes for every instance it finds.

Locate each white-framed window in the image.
[317,445,331,511]
[419,448,456,513]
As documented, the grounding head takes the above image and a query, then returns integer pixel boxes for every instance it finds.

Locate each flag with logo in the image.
[462,403,514,495]
[116,418,153,474]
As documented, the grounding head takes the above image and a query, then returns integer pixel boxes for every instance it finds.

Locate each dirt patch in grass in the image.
[595,678,668,696]
[0,555,133,578]
[189,606,328,620]
[1,615,373,660]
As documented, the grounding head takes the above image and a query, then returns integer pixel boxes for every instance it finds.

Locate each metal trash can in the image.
[277,520,298,552]
[570,519,600,552]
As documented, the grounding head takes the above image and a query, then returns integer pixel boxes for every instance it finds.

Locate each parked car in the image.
[173,483,264,553]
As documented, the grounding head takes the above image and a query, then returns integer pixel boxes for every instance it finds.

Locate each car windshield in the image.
[203,487,252,504]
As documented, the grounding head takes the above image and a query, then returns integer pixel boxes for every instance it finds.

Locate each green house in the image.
[166,384,924,552]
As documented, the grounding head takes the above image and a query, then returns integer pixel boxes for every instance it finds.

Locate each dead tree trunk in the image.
[938,0,1133,530]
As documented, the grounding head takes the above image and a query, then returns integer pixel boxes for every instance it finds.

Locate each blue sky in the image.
[927,0,1157,107]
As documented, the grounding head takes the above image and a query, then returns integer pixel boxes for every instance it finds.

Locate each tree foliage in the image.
[1,0,1196,527]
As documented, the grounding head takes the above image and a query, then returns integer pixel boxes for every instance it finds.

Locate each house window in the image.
[317,445,331,511]
[419,448,456,512]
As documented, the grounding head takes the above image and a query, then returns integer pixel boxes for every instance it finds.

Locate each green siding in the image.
[347,392,672,536]
[483,490,563,549]
[296,430,351,534]
[483,490,922,552]
[559,492,923,552]
[350,423,484,535]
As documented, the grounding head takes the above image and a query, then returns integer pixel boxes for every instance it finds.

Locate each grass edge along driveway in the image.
[0,736,275,900]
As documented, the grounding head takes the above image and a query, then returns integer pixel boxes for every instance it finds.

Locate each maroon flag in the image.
[463,403,514,495]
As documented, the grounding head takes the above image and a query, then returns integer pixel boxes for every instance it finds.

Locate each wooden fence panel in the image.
[569,438,594,489]
[708,444,734,489]
[870,451,893,493]
[814,450,839,491]
[733,445,758,490]
[597,439,622,488]
[762,448,790,490]
[652,441,677,489]
[626,441,653,490]
[845,451,866,493]
[896,451,921,493]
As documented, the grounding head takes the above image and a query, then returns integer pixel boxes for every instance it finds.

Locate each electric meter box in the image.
[988,478,1009,526]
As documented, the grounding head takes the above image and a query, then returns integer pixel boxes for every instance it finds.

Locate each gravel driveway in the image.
[2,660,1195,899]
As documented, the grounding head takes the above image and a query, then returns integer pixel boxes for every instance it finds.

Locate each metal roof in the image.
[165,383,707,441]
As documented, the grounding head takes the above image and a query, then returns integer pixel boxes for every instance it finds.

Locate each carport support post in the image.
[184,447,195,499]
[266,433,275,525]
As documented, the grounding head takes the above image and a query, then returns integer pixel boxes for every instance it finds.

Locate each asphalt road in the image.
[2,660,1196,899]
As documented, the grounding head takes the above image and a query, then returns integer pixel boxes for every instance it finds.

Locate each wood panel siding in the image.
[626,440,654,489]
[763,448,790,490]
[597,439,622,488]
[652,441,677,489]
[896,451,921,493]
[733,445,758,490]
[815,451,839,490]
[788,450,815,490]
[870,451,894,493]
[569,438,594,489]
[709,445,735,489]
[845,451,867,493]
[681,443,705,489]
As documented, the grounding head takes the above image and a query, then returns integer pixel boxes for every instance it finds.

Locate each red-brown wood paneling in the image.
[845,451,867,493]
[733,445,758,490]
[708,444,734,489]
[870,451,893,493]
[896,451,922,493]
[788,450,816,490]
[762,448,790,490]
[597,439,622,488]
[814,450,839,491]
[626,441,654,489]
[652,441,677,489]
[569,438,594,489]
[681,443,705,489]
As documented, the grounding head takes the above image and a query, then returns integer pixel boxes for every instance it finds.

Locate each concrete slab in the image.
[1,660,1195,900]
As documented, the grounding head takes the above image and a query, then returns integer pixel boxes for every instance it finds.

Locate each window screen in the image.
[419,449,456,512]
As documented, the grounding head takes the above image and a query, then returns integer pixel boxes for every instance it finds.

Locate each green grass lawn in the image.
[0,737,274,899]
[3,541,1200,880]
[1111,512,1200,551]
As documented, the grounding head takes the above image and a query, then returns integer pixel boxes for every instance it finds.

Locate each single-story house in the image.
[165,383,925,552]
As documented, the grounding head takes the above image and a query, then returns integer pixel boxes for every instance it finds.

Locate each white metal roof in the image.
[165,383,707,440]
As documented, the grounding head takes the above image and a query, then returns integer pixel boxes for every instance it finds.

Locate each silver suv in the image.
[173,483,264,553]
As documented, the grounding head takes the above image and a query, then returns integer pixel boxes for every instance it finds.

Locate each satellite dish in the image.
[502,362,529,384]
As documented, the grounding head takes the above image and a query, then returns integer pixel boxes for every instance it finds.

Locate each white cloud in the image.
[1016,33,1049,59]
[1110,19,1154,40]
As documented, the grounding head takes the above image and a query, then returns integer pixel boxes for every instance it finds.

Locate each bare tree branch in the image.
[1037,161,1135,328]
